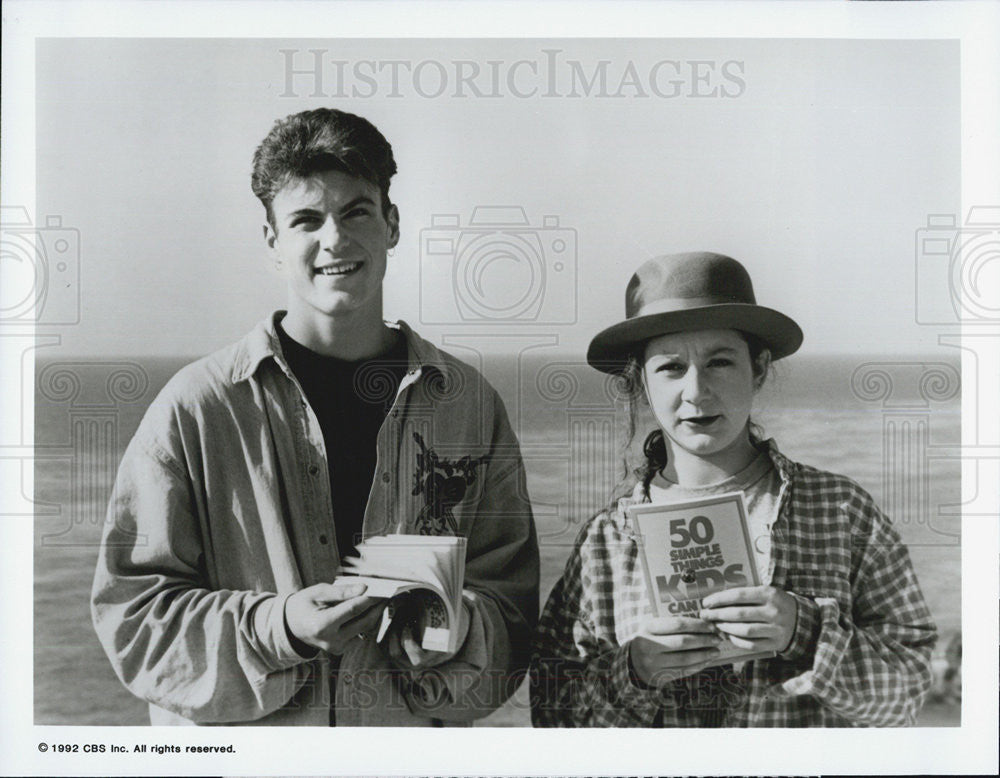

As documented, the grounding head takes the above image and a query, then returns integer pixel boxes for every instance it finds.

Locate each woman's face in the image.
[642,328,760,465]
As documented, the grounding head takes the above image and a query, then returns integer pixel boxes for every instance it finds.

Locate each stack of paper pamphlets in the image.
[334,534,468,653]
[627,492,776,668]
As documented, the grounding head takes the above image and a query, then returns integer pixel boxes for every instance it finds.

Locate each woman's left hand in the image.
[699,586,797,654]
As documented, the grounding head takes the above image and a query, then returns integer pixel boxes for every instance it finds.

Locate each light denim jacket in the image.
[91,313,539,726]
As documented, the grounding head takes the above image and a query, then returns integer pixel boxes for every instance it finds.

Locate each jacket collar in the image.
[230,311,448,383]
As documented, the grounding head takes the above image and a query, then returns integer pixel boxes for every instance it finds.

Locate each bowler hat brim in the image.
[586,302,803,373]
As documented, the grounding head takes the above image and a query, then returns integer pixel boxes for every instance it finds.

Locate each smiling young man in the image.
[91,108,539,726]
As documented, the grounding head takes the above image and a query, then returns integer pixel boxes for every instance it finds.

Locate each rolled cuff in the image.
[608,643,670,720]
[778,592,821,661]
[253,593,316,671]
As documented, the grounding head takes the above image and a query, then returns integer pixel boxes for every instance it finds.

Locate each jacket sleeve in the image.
[529,522,682,727]
[775,489,938,726]
[402,391,540,722]
[91,417,311,724]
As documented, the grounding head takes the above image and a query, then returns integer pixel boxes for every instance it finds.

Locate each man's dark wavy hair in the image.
[251,108,397,227]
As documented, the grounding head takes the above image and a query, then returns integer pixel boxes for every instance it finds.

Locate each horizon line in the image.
[31,348,963,363]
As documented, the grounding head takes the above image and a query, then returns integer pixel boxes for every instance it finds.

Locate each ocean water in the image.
[33,352,962,726]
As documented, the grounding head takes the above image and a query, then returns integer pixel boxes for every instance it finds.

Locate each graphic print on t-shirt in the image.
[410,431,487,535]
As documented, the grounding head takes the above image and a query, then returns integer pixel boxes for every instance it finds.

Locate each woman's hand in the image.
[699,585,797,653]
[628,615,724,688]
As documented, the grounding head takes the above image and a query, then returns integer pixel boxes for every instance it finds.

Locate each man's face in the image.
[265,170,400,321]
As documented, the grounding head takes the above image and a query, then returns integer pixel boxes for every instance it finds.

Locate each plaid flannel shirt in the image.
[530,439,937,727]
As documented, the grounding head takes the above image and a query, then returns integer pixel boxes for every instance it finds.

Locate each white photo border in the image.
[2,1,997,776]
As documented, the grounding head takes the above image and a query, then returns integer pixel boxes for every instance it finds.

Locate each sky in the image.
[29,37,960,358]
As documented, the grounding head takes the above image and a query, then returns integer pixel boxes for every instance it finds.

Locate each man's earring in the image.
[387,247,396,257]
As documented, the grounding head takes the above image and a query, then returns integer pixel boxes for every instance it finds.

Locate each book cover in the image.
[333,534,467,654]
[627,492,776,667]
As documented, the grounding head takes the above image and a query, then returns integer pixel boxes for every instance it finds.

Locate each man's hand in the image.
[386,598,471,669]
[628,616,724,688]
[699,585,797,653]
[284,582,385,656]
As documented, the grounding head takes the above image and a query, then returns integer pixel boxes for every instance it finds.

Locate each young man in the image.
[91,108,539,726]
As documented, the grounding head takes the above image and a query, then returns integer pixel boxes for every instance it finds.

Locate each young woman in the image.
[530,252,937,727]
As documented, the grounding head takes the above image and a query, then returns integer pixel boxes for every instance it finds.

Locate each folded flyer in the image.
[627,492,776,667]
[334,534,467,653]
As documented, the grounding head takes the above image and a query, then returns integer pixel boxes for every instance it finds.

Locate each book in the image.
[626,492,776,667]
[333,534,467,654]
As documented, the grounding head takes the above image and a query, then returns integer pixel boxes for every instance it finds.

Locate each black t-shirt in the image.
[277,322,408,562]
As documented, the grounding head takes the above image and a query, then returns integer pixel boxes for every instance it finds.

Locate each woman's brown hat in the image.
[586,252,803,373]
